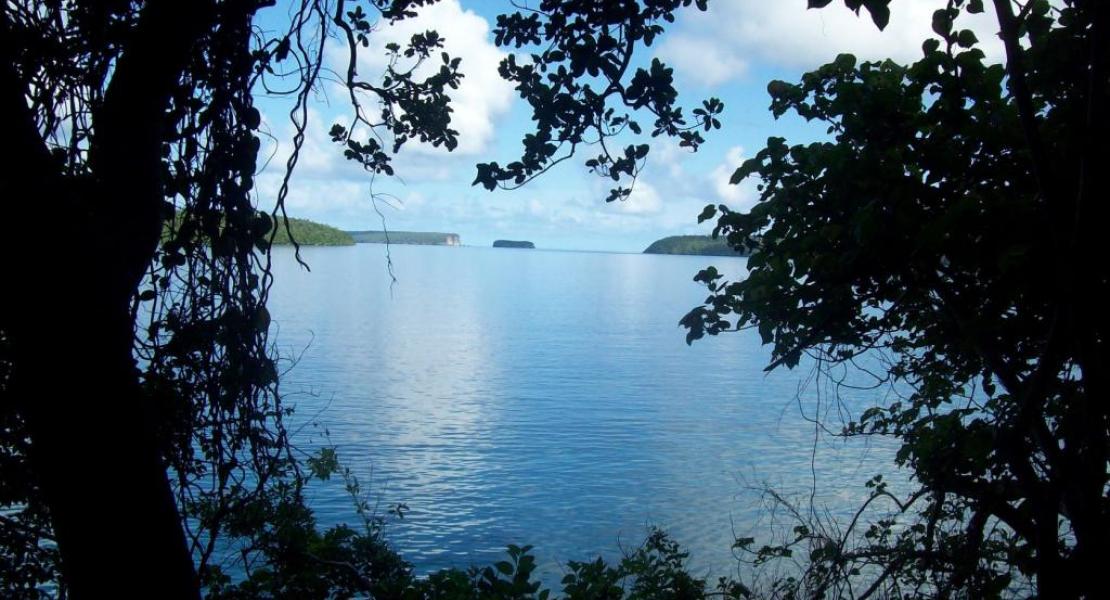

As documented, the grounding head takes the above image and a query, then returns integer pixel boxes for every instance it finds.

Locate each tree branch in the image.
[991,0,1058,214]
[88,0,220,296]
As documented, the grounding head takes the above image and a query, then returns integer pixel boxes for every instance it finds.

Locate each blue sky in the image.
[252,0,1003,252]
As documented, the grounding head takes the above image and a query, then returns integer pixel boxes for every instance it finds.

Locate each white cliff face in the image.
[446,234,460,246]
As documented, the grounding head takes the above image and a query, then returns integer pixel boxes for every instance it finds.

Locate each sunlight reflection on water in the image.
[268,244,904,580]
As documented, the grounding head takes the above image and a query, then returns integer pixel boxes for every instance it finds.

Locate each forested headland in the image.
[270,217,354,246]
[643,235,748,257]
[345,230,461,245]
[162,214,355,246]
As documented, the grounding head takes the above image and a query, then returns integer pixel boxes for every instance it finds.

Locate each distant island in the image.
[270,217,355,246]
[492,240,534,249]
[345,231,460,246]
[643,235,749,257]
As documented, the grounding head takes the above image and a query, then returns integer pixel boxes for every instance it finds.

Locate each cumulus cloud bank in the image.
[352,0,514,155]
[262,1,996,247]
[710,146,757,210]
[659,0,1004,87]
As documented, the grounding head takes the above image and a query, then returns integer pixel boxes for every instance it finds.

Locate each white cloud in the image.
[658,0,1004,87]
[710,145,757,211]
[259,107,342,180]
[659,36,750,87]
[650,137,694,179]
[350,0,514,155]
[616,180,664,216]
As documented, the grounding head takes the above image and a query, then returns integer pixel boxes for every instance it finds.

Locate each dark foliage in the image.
[1,0,461,596]
[473,0,723,203]
[683,1,1108,597]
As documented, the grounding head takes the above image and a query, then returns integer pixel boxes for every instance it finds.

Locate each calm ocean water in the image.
[267,243,899,580]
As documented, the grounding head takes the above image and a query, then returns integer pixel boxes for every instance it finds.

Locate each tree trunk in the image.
[9,292,201,599]
[1,75,202,600]
[1,1,223,596]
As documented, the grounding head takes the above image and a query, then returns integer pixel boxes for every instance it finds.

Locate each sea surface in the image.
[267,243,900,581]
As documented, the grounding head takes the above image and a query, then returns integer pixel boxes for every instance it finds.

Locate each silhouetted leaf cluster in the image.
[683,1,1108,597]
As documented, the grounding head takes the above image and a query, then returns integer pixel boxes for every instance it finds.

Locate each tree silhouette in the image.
[684,1,1108,597]
[0,0,461,596]
[6,0,1098,598]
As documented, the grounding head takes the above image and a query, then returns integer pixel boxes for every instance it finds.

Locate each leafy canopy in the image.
[683,1,1108,598]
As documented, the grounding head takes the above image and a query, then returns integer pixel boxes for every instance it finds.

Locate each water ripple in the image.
[269,245,903,580]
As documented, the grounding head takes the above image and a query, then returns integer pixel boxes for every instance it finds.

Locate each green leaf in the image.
[729,167,747,185]
[956,29,979,48]
[932,8,953,37]
[864,0,891,30]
